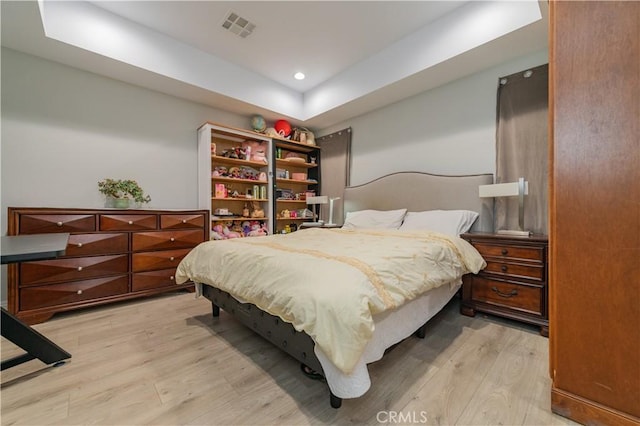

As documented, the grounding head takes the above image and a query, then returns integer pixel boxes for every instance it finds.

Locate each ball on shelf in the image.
[250,115,266,132]
[274,119,292,137]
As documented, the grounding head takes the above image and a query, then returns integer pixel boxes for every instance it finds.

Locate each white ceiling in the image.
[0,1,548,129]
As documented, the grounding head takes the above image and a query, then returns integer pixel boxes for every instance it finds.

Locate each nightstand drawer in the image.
[470,276,542,315]
[473,243,544,263]
[483,260,545,281]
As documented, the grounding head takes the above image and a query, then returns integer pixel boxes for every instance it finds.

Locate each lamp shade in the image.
[306,196,328,205]
[479,180,529,198]
[479,177,531,236]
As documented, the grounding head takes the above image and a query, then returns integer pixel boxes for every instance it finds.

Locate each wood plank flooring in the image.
[1,292,578,425]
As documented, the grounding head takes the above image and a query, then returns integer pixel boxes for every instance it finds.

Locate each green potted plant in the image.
[98,178,151,208]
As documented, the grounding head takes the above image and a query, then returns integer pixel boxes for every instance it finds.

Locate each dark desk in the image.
[1,233,72,371]
[1,233,70,264]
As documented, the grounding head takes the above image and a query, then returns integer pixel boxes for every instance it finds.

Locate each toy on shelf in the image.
[250,201,264,218]
[241,140,269,163]
[274,119,292,137]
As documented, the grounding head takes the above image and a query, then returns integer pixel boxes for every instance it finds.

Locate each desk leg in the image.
[1,308,71,371]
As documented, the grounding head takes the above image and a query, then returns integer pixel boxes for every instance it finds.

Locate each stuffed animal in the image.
[212,224,225,240]
[242,221,251,236]
[231,221,244,236]
[251,201,265,218]
[248,222,267,237]
[242,141,268,163]
[222,225,241,239]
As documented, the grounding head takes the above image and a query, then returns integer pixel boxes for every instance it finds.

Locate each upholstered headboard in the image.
[343,172,494,233]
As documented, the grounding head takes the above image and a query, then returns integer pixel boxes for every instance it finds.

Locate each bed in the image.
[176,172,493,408]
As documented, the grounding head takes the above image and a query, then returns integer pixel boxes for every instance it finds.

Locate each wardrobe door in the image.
[549,1,640,425]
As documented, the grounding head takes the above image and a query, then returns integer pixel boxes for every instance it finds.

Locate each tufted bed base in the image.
[202,285,428,408]
[194,172,494,408]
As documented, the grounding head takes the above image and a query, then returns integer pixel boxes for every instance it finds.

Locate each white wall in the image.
[320,49,549,186]
[0,47,548,304]
[0,47,248,302]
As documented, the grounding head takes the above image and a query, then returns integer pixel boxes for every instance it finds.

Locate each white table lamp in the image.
[306,196,328,223]
[479,177,531,236]
[327,197,341,225]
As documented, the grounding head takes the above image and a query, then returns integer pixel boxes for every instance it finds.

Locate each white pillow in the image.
[342,209,407,229]
[399,210,479,236]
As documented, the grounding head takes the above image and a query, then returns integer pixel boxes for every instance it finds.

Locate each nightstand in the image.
[460,233,549,336]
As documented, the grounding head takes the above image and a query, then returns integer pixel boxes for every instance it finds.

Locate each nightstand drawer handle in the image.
[77,243,83,248]
[491,286,518,298]
[128,221,133,225]
[170,237,175,242]
[501,248,508,255]
[56,221,63,227]
[182,219,187,224]
[501,265,508,272]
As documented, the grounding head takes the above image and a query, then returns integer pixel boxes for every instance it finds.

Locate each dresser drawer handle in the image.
[501,248,508,255]
[170,276,174,281]
[501,265,508,272]
[170,237,175,242]
[77,243,83,248]
[76,290,83,295]
[491,286,517,298]
[128,221,133,225]
[170,257,175,261]
[182,219,187,224]
[56,221,63,227]
[77,266,83,272]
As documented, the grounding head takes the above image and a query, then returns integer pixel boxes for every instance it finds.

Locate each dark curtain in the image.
[495,64,549,235]
[317,128,351,225]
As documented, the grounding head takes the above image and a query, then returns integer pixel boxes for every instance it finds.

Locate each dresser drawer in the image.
[483,260,545,281]
[20,254,129,286]
[472,242,544,263]
[19,214,96,234]
[160,214,205,230]
[132,269,183,291]
[132,248,191,272]
[64,233,129,257]
[470,276,543,315]
[132,230,204,251]
[19,275,129,310]
[99,214,157,231]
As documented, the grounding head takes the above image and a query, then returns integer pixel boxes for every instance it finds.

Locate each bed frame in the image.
[202,172,494,408]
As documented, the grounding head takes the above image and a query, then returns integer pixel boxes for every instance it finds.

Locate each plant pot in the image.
[106,197,131,209]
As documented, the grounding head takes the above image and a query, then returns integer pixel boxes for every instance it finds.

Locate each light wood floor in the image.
[1,292,578,425]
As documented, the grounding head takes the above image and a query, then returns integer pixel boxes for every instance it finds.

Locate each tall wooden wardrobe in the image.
[549,2,639,425]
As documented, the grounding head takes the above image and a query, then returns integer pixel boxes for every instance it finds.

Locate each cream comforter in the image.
[175,228,485,374]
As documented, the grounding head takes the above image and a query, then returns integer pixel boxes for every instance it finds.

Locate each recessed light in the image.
[294,72,305,80]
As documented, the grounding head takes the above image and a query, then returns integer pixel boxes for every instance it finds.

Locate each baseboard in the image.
[551,386,640,426]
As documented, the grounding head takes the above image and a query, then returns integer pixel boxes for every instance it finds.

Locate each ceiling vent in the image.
[222,12,256,38]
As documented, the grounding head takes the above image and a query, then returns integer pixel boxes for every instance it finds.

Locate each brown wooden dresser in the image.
[7,207,209,324]
[460,233,549,336]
